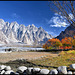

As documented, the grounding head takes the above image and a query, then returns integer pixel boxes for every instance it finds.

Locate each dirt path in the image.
[0,52,58,63]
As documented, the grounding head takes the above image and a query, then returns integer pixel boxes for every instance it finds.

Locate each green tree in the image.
[73,39,75,48]
[54,41,62,49]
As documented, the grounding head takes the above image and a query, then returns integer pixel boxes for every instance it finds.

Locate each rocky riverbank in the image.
[0,63,75,74]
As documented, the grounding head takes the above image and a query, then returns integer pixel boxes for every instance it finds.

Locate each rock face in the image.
[0,30,9,44]
[0,19,52,45]
[56,25,75,40]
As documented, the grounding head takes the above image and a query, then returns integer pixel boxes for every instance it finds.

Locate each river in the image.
[0,47,45,53]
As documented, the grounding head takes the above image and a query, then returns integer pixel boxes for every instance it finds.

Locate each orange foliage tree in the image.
[43,36,75,50]
[61,37,73,49]
[43,38,62,49]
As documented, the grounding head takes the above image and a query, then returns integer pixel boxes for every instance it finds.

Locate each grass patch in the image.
[30,50,75,69]
[0,50,75,71]
[66,50,75,54]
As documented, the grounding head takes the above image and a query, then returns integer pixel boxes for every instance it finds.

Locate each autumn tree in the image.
[43,36,75,50]
[43,44,49,49]
[73,39,75,48]
[43,38,62,49]
[54,41,62,49]
[61,37,73,49]
[48,1,75,27]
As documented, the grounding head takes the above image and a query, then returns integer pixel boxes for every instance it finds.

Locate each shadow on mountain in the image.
[39,37,49,44]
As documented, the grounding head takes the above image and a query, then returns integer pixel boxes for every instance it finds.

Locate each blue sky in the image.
[0,1,69,37]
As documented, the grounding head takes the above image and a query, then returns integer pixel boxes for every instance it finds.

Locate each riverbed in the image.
[0,46,45,53]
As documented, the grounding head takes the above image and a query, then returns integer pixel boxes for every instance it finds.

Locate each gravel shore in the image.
[0,52,58,63]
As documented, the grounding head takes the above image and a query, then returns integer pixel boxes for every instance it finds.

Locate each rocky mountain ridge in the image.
[56,25,75,40]
[0,19,52,45]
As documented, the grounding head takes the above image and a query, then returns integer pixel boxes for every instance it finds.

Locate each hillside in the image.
[56,25,75,40]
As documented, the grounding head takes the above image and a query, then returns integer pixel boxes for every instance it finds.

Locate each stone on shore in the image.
[5,66,11,71]
[4,70,14,74]
[17,66,27,73]
[0,70,5,74]
[70,64,75,70]
[57,66,67,74]
[39,69,49,74]
[33,68,40,73]
[26,67,33,74]
[0,65,6,70]
[49,69,58,74]
[67,71,72,74]
[73,72,75,74]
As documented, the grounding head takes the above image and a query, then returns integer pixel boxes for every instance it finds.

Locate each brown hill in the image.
[56,25,75,40]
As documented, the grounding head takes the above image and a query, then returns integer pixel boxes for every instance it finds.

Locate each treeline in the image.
[43,36,75,50]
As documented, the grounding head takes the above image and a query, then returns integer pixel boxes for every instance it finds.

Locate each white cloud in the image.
[48,14,69,27]
[48,13,74,27]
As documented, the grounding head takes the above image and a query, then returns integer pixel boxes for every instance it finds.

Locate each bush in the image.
[48,46,53,50]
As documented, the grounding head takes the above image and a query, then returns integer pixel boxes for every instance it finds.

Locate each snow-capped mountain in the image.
[0,19,52,45]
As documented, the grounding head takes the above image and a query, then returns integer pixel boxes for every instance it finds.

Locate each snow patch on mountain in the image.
[0,19,53,45]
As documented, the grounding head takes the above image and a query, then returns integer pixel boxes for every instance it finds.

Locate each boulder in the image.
[70,64,75,70]
[4,70,14,74]
[33,68,40,74]
[39,69,49,74]
[0,65,6,70]
[26,67,33,74]
[49,69,58,74]
[57,66,67,74]
[5,66,11,71]
[73,72,75,74]
[17,66,27,73]
[67,71,72,74]
[15,72,19,75]
[0,70,5,74]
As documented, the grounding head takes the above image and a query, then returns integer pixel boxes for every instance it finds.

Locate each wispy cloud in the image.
[11,13,20,19]
[49,16,69,27]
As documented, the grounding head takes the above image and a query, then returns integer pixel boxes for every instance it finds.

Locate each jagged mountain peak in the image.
[0,19,5,23]
[27,25,31,27]
[38,27,45,32]
[38,27,42,29]
[32,24,35,27]
[0,19,53,45]
[0,19,6,30]
[27,24,36,28]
